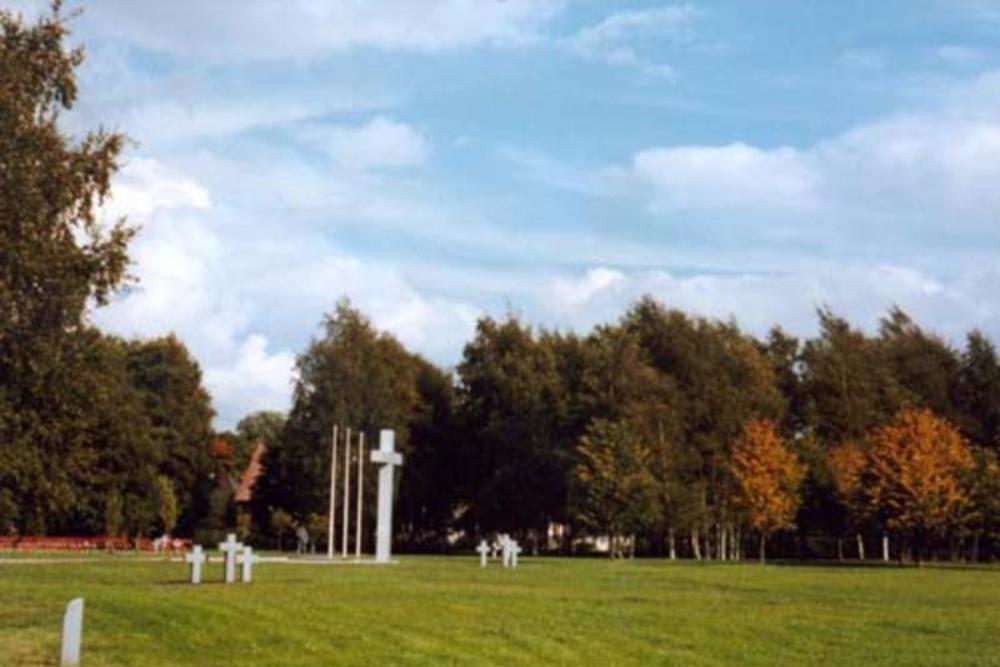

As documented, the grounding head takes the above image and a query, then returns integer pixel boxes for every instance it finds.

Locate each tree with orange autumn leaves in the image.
[863,408,974,563]
[730,418,805,563]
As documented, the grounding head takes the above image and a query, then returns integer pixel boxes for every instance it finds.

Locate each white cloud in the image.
[624,142,819,213]
[582,69,1000,248]
[203,336,296,420]
[297,116,429,170]
[933,45,984,66]
[563,6,697,78]
[58,0,566,62]
[536,264,997,345]
[92,155,481,427]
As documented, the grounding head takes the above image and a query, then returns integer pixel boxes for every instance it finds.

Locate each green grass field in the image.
[1,555,998,666]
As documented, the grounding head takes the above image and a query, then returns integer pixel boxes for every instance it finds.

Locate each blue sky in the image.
[12,1,1000,426]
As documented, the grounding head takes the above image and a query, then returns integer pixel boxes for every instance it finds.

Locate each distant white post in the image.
[370,429,403,563]
[342,428,351,559]
[327,425,338,559]
[60,598,84,667]
[355,431,365,560]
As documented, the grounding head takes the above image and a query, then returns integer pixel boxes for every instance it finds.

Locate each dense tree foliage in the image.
[0,7,214,540]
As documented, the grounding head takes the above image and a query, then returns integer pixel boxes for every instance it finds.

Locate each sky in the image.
[10,1,1000,427]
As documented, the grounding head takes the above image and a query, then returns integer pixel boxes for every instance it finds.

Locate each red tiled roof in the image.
[235,441,267,503]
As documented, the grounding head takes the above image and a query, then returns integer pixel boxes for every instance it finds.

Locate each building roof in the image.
[235,441,267,503]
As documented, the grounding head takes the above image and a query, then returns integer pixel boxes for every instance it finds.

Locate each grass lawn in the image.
[1,555,998,666]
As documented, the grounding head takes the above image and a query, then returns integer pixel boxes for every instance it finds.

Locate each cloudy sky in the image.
[13,1,1000,427]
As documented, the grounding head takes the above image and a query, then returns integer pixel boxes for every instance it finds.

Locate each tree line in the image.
[252,300,999,564]
[2,6,998,563]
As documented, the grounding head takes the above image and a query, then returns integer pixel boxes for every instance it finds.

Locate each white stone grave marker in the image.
[60,598,84,666]
[237,545,258,583]
[370,429,403,563]
[185,545,207,584]
[218,533,243,584]
[476,540,490,567]
[510,541,522,568]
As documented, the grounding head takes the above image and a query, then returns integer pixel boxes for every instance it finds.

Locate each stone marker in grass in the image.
[238,546,258,583]
[476,540,490,567]
[60,597,83,666]
[185,545,207,584]
[510,542,522,568]
[218,533,243,584]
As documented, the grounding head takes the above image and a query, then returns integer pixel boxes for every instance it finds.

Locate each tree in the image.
[877,307,961,422]
[572,419,660,558]
[731,418,805,563]
[828,440,868,559]
[864,408,974,564]
[623,298,784,560]
[456,315,570,544]
[125,335,215,534]
[0,4,148,536]
[156,476,178,536]
[234,410,285,467]
[255,300,444,548]
[800,309,898,445]
[270,509,293,552]
[955,330,1000,453]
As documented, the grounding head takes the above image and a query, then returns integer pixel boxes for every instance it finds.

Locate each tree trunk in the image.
[759,533,766,565]
[691,529,702,561]
[856,533,865,561]
[720,525,728,562]
[668,527,677,560]
[972,533,981,563]
[882,533,889,562]
[836,537,843,561]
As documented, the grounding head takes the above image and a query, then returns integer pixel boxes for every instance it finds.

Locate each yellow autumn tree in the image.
[731,418,805,564]
[864,408,974,564]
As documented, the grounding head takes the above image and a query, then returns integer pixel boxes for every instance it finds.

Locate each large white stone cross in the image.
[218,533,243,584]
[237,545,258,583]
[370,429,403,563]
[185,545,207,584]
[476,540,490,567]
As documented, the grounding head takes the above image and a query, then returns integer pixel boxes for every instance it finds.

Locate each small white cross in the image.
[501,536,512,568]
[185,545,207,584]
[237,545,258,583]
[218,533,243,584]
[510,541,523,568]
[476,540,490,567]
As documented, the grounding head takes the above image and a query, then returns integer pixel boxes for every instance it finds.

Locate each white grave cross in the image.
[218,533,243,584]
[370,429,403,563]
[237,545,258,583]
[510,541,522,568]
[185,545,207,584]
[476,540,490,567]
[61,598,84,667]
[500,534,515,568]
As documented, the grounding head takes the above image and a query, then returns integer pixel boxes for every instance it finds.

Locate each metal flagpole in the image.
[342,428,351,559]
[327,425,337,559]
[355,431,365,560]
